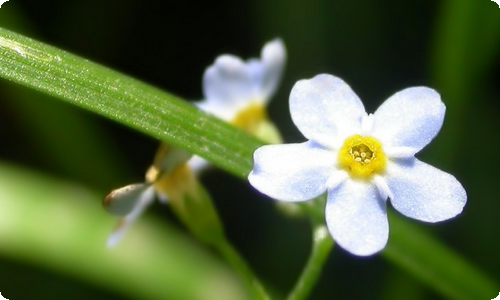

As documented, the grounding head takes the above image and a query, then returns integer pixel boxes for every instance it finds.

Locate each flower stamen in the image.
[338,135,387,179]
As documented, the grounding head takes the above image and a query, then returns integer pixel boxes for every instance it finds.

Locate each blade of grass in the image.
[384,213,498,300]
[431,0,500,165]
[0,4,131,189]
[0,27,263,179]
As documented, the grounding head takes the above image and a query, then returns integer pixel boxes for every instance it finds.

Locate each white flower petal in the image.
[107,186,156,247]
[202,55,255,119]
[248,141,335,202]
[325,180,389,256]
[200,39,286,120]
[104,183,152,216]
[290,74,366,148]
[187,155,211,175]
[386,159,467,222]
[195,99,236,121]
[372,87,445,152]
[259,38,286,102]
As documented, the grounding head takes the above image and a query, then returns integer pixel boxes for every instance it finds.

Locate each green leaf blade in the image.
[384,213,499,300]
[0,27,262,178]
[0,162,251,300]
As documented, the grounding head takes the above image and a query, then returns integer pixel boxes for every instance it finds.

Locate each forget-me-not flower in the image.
[189,39,286,171]
[104,39,286,246]
[249,74,467,256]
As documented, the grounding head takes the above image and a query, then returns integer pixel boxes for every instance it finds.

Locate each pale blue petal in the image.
[202,55,255,116]
[259,39,286,101]
[372,87,445,152]
[248,141,335,202]
[104,183,152,216]
[201,40,285,120]
[386,159,467,222]
[187,155,211,175]
[194,99,235,121]
[326,180,388,256]
[290,74,366,148]
[107,186,156,247]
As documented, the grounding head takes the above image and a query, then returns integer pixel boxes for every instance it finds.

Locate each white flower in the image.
[192,39,286,175]
[104,183,156,247]
[248,74,467,256]
[105,40,286,246]
[104,146,192,247]
[197,38,286,123]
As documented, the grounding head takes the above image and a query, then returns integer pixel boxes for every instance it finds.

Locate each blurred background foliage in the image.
[0,0,499,299]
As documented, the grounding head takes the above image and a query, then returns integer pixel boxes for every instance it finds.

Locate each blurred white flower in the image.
[198,38,286,125]
[104,146,192,247]
[104,40,286,246]
[249,74,467,256]
[189,39,286,173]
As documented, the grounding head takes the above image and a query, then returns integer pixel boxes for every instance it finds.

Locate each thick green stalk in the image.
[287,225,334,300]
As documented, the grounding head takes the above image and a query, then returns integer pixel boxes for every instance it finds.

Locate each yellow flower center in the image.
[338,135,387,179]
[230,102,267,133]
[154,163,196,201]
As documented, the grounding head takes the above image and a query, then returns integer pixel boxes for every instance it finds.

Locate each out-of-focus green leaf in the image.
[0,27,263,179]
[0,162,250,300]
[0,2,34,35]
[384,212,499,300]
[432,0,500,164]
[433,0,500,94]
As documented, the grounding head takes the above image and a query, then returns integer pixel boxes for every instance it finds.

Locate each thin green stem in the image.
[287,225,334,300]
[215,240,271,300]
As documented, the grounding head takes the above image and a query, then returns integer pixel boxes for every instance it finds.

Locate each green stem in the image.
[287,225,334,300]
[215,240,271,300]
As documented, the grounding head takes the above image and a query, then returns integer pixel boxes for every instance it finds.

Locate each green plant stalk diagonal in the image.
[0,27,262,179]
[287,225,334,300]
[0,27,498,300]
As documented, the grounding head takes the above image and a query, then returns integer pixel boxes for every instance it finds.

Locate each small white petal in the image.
[373,175,393,200]
[107,186,156,247]
[187,155,211,175]
[195,99,236,122]
[151,146,193,176]
[107,222,129,248]
[326,170,349,190]
[384,146,418,158]
[104,183,152,216]
[372,87,445,152]
[202,55,255,119]
[290,74,366,148]
[360,113,375,135]
[259,38,286,102]
[326,180,389,256]
[386,159,467,222]
[200,40,286,120]
[248,141,335,202]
